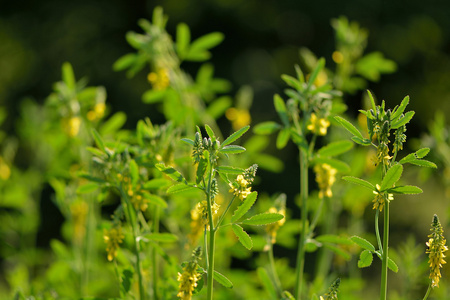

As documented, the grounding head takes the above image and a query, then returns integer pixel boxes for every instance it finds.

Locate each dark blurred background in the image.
[1,0,450,134]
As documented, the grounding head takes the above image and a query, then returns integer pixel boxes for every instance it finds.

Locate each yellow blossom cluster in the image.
[225,107,251,131]
[426,215,448,288]
[177,263,202,300]
[148,68,170,90]
[0,156,11,180]
[307,113,330,136]
[265,207,286,244]
[62,116,81,137]
[229,174,252,201]
[188,200,220,246]
[117,173,148,212]
[372,184,393,212]
[87,102,106,121]
[103,227,124,261]
[314,163,337,198]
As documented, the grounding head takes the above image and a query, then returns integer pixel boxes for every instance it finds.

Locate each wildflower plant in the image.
[158,125,284,300]
[337,91,437,300]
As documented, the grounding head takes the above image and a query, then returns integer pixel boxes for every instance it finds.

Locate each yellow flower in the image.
[265,207,286,244]
[103,227,124,261]
[229,174,252,200]
[332,51,344,64]
[372,184,393,212]
[62,116,81,137]
[148,68,170,90]
[307,113,330,136]
[314,70,328,87]
[314,164,337,198]
[225,107,251,131]
[87,102,106,121]
[188,200,220,247]
[0,156,11,180]
[71,201,88,243]
[426,214,448,288]
[177,257,202,299]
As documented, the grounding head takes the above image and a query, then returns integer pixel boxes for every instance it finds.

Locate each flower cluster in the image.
[87,102,106,121]
[320,278,340,300]
[177,247,202,300]
[426,214,448,288]
[225,107,251,131]
[265,207,286,244]
[229,174,252,201]
[103,226,125,261]
[148,68,170,90]
[314,163,337,198]
[307,113,330,136]
[372,184,393,212]
[62,116,81,137]
[117,173,148,212]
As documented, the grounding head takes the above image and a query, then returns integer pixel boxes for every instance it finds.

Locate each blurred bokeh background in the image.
[1,0,450,298]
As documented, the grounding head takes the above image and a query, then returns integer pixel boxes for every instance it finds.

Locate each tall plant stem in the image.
[422,284,432,300]
[152,206,160,300]
[268,242,282,296]
[295,148,309,299]
[380,202,389,300]
[205,160,216,300]
[121,189,145,300]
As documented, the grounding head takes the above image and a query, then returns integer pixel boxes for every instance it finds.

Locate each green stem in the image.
[216,196,236,229]
[268,242,283,297]
[152,206,160,300]
[380,201,389,300]
[121,189,145,300]
[422,284,432,300]
[295,148,309,299]
[206,160,216,300]
[375,210,383,254]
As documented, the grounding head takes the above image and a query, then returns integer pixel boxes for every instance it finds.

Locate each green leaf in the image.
[231,191,258,223]
[129,160,139,186]
[91,129,106,152]
[415,148,430,158]
[317,140,353,157]
[220,145,246,154]
[222,125,250,146]
[113,53,137,71]
[276,128,291,149]
[62,62,76,91]
[204,124,215,140]
[142,89,166,103]
[358,250,373,268]
[350,236,376,252]
[143,178,172,190]
[181,138,194,146]
[242,213,284,226]
[351,136,372,146]
[367,90,377,111]
[386,185,423,194]
[374,252,399,273]
[189,32,224,52]
[142,192,168,208]
[334,116,364,139]
[306,57,325,91]
[206,96,232,119]
[176,23,190,59]
[322,244,351,260]
[144,233,178,243]
[355,52,397,81]
[399,153,415,164]
[380,164,403,191]
[315,234,354,246]
[281,74,301,90]
[196,158,207,184]
[79,173,107,184]
[274,94,289,127]
[86,146,105,157]
[100,112,127,136]
[121,269,133,295]
[313,157,351,173]
[77,182,100,194]
[343,176,375,190]
[391,111,415,129]
[214,270,233,289]
[216,166,245,175]
[232,224,253,250]
[409,159,437,168]
[390,95,410,122]
[166,184,198,194]
[257,267,277,300]
[155,163,187,183]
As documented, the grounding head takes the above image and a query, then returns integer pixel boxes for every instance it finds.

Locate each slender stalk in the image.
[375,210,383,254]
[216,196,235,229]
[268,242,283,297]
[205,159,216,300]
[294,148,309,299]
[422,284,432,300]
[121,189,145,300]
[380,201,389,300]
[152,206,160,300]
